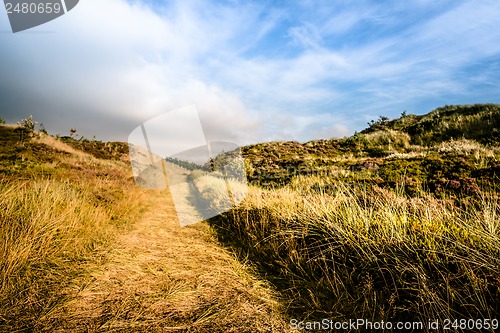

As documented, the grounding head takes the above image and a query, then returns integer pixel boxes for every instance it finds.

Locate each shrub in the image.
[38,123,48,135]
[16,115,38,141]
[17,115,37,132]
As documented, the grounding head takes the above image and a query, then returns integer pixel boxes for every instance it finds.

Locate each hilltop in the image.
[361,103,500,145]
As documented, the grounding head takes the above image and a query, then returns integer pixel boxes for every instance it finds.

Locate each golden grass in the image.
[50,191,289,332]
[207,176,500,326]
[33,132,91,158]
[191,173,248,214]
[0,176,145,331]
[0,126,290,332]
[435,138,495,157]
[363,129,411,151]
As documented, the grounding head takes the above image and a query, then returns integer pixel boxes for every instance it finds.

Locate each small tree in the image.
[69,128,78,139]
[39,123,48,135]
[367,115,390,131]
[17,115,37,141]
[18,115,37,132]
[379,115,390,123]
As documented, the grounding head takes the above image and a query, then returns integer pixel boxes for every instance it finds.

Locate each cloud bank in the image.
[1,0,500,144]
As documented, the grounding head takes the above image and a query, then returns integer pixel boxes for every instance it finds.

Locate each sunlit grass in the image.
[0,176,146,330]
[189,171,248,215]
[0,124,289,332]
[0,125,146,330]
[207,176,500,324]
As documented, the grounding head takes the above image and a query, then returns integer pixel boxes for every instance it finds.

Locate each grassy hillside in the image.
[240,104,499,198]
[0,122,146,330]
[200,104,500,330]
[0,119,290,332]
[2,104,498,331]
[362,103,500,146]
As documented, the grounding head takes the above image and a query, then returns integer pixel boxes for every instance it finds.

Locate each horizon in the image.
[1,0,500,145]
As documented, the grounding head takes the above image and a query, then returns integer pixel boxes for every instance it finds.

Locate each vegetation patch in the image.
[204,104,500,328]
[0,124,145,331]
[207,179,500,324]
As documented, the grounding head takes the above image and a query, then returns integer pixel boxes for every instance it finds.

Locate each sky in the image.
[1,0,500,145]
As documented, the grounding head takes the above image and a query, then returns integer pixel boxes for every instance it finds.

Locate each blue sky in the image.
[1,0,500,144]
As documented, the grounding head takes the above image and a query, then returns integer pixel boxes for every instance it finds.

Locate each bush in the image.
[17,115,37,132]
[15,115,38,141]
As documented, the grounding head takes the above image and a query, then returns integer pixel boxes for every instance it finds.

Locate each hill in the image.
[362,103,500,145]
[2,105,498,330]
[199,105,500,324]
[0,121,289,332]
[239,104,500,197]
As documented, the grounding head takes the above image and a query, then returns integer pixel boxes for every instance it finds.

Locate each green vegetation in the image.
[364,104,500,146]
[236,104,499,197]
[1,104,498,331]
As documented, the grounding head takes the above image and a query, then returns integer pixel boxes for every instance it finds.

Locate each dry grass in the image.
[33,133,91,158]
[435,138,494,156]
[207,177,500,328]
[190,172,248,215]
[0,176,145,331]
[386,151,428,160]
[0,127,145,330]
[0,125,290,332]
[49,190,288,332]
[362,130,411,151]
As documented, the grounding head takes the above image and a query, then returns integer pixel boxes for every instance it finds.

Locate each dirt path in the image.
[52,190,289,332]
[163,161,204,226]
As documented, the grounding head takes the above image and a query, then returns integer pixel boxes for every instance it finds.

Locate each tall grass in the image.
[189,171,248,216]
[0,176,144,331]
[207,176,500,325]
[363,129,411,152]
[0,124,290,331]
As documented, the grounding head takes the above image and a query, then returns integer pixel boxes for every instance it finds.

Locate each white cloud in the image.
[1,0,500,145]
[0,0,265,143]
[287,23,322,49]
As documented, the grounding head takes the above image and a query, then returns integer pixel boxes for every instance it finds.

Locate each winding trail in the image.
[52,190,289,332]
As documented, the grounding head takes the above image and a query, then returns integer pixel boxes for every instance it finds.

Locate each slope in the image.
[0,123,289,332]
[238,104,499,195]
